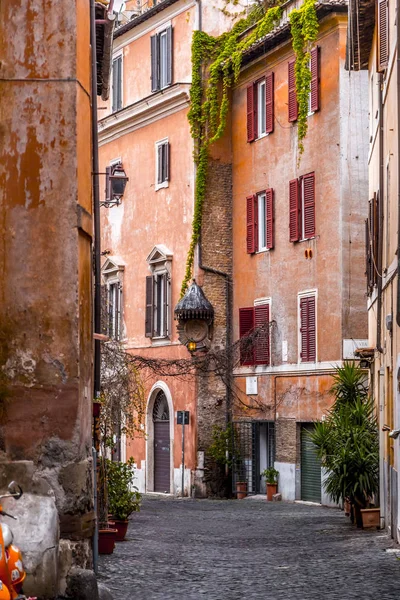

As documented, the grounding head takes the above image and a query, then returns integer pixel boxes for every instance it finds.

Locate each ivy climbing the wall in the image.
[181,0,319,296]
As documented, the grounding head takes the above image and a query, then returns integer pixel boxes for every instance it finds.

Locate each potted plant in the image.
[262,467,279,501]
[98,457,117,554]
[310,362,379,528]
[107,458,141,541]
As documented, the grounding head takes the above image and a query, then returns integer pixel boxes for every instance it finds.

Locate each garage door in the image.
[301,424,321,503]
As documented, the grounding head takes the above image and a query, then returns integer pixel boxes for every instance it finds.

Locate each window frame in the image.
[257,78,267,138]
[111,51,123,113]
[101,258,124,341]
[146,246,172,341]
[289,173,315,243]
[239,301,271,366]
[155,138,170,190]
[151,24,173,93]
[298,290,317,363]
[257,191,267,252]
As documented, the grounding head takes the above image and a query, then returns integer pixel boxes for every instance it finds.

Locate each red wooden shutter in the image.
[265,188,274,250]
[310,46,320,112]
[246,195,258,254]
[288,59,298,122]
[247,83,256,142]
[378,0,389,71]
[266,73,274,134]
[302,172,315,239]
[300,296,316,362]
[145,276,153,337]
[239,307,255,365]
[255,304,270,365]
[289,179,300,242]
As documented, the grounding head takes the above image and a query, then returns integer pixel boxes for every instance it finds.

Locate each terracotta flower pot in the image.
[114,519,129,541]
[344,499,351,516]
[98,528,117,554]
[361,508,380,529]
[236,481,247,499]
[266,483,278,501]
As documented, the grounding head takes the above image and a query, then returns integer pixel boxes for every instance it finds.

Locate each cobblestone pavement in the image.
[99,496,400,600]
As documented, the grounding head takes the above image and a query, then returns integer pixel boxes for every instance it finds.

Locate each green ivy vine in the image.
[181,0,319,296]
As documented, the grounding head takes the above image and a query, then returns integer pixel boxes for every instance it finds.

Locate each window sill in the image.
[155,181,169,191]
[255,248,271,254]
[255,132,269,141]
[151,337,171,346]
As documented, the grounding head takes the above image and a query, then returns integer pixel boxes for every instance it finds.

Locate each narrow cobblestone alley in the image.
[99,497,400,599]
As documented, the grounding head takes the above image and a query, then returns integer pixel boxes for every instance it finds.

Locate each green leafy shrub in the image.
[106,458,141,521]
[261,467,279,484]
[310,362,379,508]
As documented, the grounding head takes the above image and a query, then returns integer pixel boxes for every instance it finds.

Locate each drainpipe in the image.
[91,0,102,401]
[90,0,101,574]
[396,0,400,327]
[377,72,384,352]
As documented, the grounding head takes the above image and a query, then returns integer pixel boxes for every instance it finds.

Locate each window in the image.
[378,0,389,71]
[155,139,170,189]
[257,80,266,137]
[288,59,298,122]
[151,26,172,92]
[108,282,122,340]
[101,257,125,340]
[239,304,270,366]
[112,54,122,113]
[289,172,315,242]
[146,245,172,339]
[299,294,316,362]
[246,189,274,254]
[308,46,320,114]
[289,48,319,121]
[366,193,380,294]
[246,73,274,142]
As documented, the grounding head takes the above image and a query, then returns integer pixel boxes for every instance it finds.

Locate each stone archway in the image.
[146,382,174,493]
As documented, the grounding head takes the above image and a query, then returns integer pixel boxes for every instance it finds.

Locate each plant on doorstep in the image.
[310,363,379,527]
[261,466,279,500]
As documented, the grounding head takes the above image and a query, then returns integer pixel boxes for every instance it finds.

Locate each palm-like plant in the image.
[310,363,379,511]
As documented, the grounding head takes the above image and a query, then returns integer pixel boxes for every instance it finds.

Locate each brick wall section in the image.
[275,419,297,463]
[196,157,233,495]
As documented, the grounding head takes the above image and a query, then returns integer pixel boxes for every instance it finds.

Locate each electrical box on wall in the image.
[246,376,257,395]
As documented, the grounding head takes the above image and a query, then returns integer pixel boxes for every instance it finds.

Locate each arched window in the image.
[152,391,170,422]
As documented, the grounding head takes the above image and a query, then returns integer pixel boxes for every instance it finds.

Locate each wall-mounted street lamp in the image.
[101,163,129,208]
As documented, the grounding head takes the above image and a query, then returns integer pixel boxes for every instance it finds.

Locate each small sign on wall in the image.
[246,376,257,395]
[343,339,369,359]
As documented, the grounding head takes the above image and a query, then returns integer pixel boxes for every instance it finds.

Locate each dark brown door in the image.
[154,421,170,492]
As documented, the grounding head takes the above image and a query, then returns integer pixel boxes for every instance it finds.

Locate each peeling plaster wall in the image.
[0,1,94,596]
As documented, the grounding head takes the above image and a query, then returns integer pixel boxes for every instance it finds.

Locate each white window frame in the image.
[159,30,169,90]
[155,138,169,190]
[111,50,123,113]
[257,192,267,252]
[102,259,125,341]
[147,245,173,341]
[257,79,267,138]
[297,289,318,364]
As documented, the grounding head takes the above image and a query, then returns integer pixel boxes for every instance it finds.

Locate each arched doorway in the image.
[153,391,171,493]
